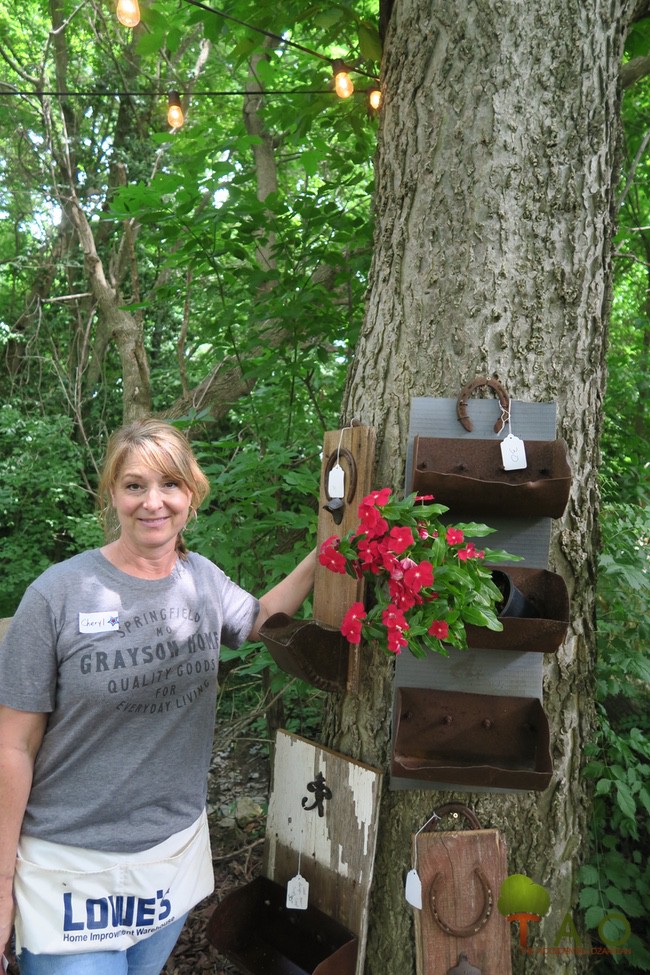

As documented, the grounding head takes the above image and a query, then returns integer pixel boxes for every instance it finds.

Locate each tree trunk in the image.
[325,2,637,972]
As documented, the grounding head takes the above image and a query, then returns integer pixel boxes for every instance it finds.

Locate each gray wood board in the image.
[391,397,557,793]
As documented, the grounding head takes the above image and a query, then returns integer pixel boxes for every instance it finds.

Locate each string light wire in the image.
[0,1,381,109]
[0,88,357,97]
[177,0,379,81]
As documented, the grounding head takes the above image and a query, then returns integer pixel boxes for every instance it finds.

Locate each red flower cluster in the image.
[318,487,506,659]
[320,489,451,655]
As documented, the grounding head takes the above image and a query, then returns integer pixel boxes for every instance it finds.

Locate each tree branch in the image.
[621,53,650,88]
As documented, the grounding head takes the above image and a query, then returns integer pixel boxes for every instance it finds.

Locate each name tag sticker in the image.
[79,612,120,634]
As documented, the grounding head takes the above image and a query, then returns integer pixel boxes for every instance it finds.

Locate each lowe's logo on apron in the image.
[63,889,173,945]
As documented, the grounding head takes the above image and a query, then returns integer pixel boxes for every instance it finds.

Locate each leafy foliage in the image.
[0,405,102,617]
[579,503,650,969]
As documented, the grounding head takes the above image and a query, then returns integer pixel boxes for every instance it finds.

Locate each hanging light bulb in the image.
[167,90,184,128]
[116,0,140,28]
[332,60,354,99]
[368,87,383,111]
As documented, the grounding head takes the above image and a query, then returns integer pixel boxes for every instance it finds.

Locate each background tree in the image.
[322,0,650,972]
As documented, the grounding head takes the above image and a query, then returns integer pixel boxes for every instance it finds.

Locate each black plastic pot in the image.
[465,566,570,653]
[491,569,537,619]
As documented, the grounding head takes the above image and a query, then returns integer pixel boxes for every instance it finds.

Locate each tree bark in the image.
[325,2,637,972]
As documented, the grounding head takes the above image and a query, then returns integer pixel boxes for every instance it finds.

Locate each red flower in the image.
[363,488,392,507]
[403,560,434,592]
[357,537,382,572]
[387,627,409,654]
[340,602,367,644]
[446,527,464,546]
[388,581,417,611]
[357,503,389,539]
[456,542,485,561]
[428,620,449,640]
[387,525,415,555]
[382,604,408,631]
[318,538,347,574]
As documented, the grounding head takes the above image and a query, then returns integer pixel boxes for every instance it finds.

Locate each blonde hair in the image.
[98,418,210,558]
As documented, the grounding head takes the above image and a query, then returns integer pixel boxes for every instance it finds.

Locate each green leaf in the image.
[584,905,607,929]
[358,22,382,62]
[578,886,601,908]
[615,781,637,819]
[314,9,344,28]
[302,149,322,176]
[579,864,601,885]
[136,30,166,56]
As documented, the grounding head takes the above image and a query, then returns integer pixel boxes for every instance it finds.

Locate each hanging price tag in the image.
[404,868,422,909]
[286,873,310,910]
[327,462,345,499]
[500,434,528,471]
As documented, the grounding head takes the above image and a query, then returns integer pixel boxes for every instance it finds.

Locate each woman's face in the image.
[110,458,193,555]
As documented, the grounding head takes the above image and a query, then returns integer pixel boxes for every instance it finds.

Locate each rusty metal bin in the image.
[206,876,358,975]
[259,613,350,692]
[467,565,570,652]
[391,687,552,791]
[411,436,572,518]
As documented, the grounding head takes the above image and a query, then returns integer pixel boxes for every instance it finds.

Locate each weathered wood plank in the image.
[264,730,383,975]
[413,829,512,975]
[313,425,376,692]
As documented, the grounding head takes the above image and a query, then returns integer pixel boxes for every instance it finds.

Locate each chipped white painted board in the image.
[264,730,383,975]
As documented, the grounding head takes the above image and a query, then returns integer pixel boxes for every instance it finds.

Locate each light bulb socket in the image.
[332,60,354,99]
[167,90,184,128]
[368,87,382,111]
[116,0,140,28]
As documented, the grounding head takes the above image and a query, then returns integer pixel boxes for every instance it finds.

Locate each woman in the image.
[0,418,317,974]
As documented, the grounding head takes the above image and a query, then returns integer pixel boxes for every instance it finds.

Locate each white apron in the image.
[13,810,214,954]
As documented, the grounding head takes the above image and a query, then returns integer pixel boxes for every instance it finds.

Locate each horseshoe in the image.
[430,866,493,938]
[427,803,482,831]
[456,376,511,434]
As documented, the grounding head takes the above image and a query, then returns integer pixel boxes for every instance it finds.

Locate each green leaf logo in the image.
[497,874,551,918]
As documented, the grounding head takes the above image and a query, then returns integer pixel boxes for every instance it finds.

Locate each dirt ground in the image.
[5,736,270,975]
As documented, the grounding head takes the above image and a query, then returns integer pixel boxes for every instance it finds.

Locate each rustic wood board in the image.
[314,425,376,692]
[413,829,512,975]
[264,730,383,975]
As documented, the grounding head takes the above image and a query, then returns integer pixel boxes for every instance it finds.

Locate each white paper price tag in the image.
[327,463,345,499]
[286,873,309,910]
[500,434,528,471]
[404,868,422,909]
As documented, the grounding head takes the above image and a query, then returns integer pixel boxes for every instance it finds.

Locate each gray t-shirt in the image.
[0,549,259,853]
